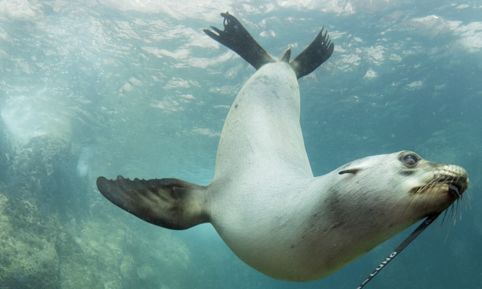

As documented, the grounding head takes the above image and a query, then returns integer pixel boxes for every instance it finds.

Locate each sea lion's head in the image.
[337,150,468,217]
[304,151,468,276]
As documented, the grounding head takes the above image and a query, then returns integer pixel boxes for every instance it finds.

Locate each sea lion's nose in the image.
[447,165,469,197]
[458,174,469,195]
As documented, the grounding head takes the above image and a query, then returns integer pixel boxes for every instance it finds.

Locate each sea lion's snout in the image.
[410,163,468,201]
[433,164,468,199]
[433,164,469,201]
[445,165,469,199]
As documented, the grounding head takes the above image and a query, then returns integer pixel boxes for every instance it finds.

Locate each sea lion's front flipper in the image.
[290,28,334,79]
[204,12,275,69]
[97,176,208,230]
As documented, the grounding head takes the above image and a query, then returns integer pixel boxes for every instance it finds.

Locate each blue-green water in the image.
[0,0,481,288]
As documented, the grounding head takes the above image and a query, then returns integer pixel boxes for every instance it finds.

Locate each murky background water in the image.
[0,0,481,288]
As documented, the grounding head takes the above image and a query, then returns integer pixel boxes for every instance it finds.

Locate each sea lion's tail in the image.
[97,176,208,230]
[204,12,334,79]
[289,28,334,78]
[204,12,275,70]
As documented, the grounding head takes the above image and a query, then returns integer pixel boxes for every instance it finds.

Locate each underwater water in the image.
[1,0,481,288]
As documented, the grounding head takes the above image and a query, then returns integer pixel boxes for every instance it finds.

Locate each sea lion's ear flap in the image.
[338,168,362,175]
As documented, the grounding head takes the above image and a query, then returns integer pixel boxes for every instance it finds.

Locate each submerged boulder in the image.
[0,133,193,289]
[58,212,191,289]
[0,193,60,289]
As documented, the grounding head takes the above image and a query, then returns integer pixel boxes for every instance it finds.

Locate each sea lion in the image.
[96,13,468,281]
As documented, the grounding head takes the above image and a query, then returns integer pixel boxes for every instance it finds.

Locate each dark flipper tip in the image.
[203,28,220,41]
[204,12,274,69]
[290,27,334,79]
[96,176,208,230]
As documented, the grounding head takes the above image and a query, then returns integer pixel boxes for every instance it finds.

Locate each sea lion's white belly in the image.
[209,170,370,280]
[208,62,341,279]
[209,174,319,279]
[213,62,312,182]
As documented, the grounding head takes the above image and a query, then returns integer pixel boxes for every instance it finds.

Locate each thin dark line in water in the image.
[354,213,441,289]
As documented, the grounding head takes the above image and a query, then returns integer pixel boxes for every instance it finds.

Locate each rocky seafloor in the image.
[0,127,191,289]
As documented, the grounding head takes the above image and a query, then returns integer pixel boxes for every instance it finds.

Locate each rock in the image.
[58,211,191,289]
[0,132,193,289]
[0,193,60,289]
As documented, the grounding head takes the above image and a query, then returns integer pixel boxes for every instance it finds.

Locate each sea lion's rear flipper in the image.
[205,12,334,79]
[290,29,334,79]
[97,176,208,230]
[204,12,275,70]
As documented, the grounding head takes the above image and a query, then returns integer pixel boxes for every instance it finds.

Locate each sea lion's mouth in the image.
[448,183,462,199]
[437,176,467,200]
[410,174,468,200]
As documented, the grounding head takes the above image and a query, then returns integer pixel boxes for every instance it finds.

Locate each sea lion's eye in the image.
[401,153,420,168]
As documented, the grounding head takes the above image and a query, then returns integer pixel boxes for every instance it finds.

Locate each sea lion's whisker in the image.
[451,174,465,225]
[441,208,449,224]
[404,192,418,218]
[450,204,457,225]
[426,178,436,194]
